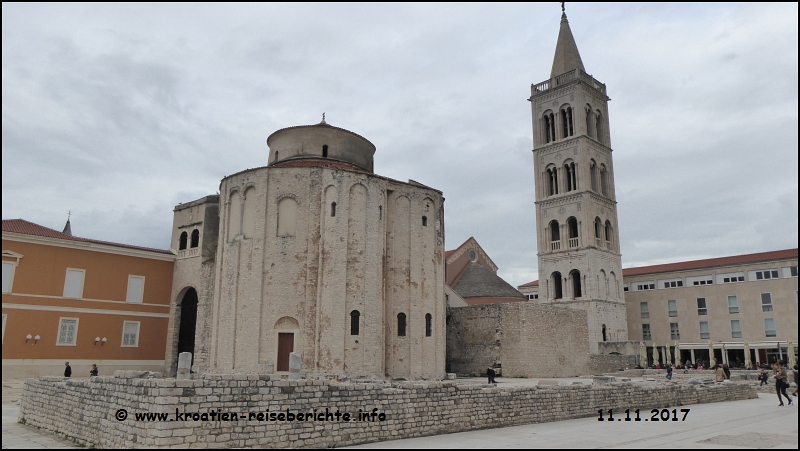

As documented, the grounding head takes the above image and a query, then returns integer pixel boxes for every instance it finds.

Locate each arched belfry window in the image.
[322,145,328,158]
[549,220,560,251]
[595,217,603,241]
[425,313,432,337]
[564,161,576,191]
[331,202,336,217]
[570,270,582,298]
[178,231,188,250]
[600,165,609,196]
[190,229,200,248]
[560,106,574,139]
[595,111,603,143]
[586,105,594,138]
[590,160,598,192]
[552,271,563,299]
[567,217,578,248]
[397,313,406,337]
[543,111,556,143]
[547,167,559,196]
[422,216,428,227]
[605,220,613,248]
[350,310,360,336]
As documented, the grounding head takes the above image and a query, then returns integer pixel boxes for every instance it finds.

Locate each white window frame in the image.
[764,318,776,338]
[727,295,739,314]
[640,302,649,319]
[63,268,86,299]
[670,322,680,340]
[56,317,79,346]
[642,323,651,341]
[125,275,145,304]
[731,320,742,339]
[761,293,773,312]
[697,297,708,316]
[2,260,17,294]
[699,321,710,340]
[121,321,140,347]
[667,299,677,317]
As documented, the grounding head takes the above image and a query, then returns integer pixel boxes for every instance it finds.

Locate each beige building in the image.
[167,119,446,380]
[623,249,798,367]
[528,10,628,352]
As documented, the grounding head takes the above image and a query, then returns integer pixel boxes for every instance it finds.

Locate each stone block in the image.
[177,353,192,380]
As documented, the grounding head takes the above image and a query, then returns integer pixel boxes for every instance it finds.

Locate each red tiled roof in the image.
[445,250,456,259]
[2,219,173,255]
[622,248,798,277]
[518,280,539,288]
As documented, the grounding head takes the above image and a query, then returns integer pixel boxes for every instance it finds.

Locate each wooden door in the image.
[277,333,294,372]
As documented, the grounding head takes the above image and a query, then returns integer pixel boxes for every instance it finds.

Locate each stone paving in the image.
[3,379,76,449]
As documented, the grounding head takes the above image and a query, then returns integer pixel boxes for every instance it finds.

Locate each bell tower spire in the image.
[527,7,628,353]
[550,5,585,78]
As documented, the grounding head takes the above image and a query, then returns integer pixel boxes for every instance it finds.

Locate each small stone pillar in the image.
[177,352,192,380]
[288,352,302,380]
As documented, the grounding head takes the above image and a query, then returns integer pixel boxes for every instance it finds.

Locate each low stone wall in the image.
[588,355,637,375]
[20,372,757,449]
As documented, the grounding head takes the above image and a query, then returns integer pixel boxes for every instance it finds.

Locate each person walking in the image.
[487,365,497,384]
[714,363,726,383]
[723,364,731,381]
[792,365,798,397]
[90,363,99,377]
[774,361,792,406]
[64,361,72,378]
[666,364,673,381]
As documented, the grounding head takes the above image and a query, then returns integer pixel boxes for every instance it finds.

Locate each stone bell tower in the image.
[528,7,628,352]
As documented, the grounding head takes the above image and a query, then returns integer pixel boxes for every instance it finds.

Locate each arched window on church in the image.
[602,324,607,342]
[547,167,559,196]
[586,104,594,138]
[551,271,563,299]
[178,231,188,250]
[570,269,582,298]
[422,216,427,227]
[605,220,613,249]
[590,160,598,192]
[397,313,406,337]
[567,217,578,248]
[350,310,360,336]
[331,202,336,217]
[425,313,432,337]
[544,114,552,143]
[600,164,609,196]
[190,229,200,248]
[549,220,560,251]
[560,106,574,139]
[595,111,603,143]
[322,145,328,158]
[564,161,576,191]
[595,217,603,246]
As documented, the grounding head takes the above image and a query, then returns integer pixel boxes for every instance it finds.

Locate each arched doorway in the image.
[177,288,198,369]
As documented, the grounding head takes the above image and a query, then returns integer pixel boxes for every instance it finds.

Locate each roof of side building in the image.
[621,248,798,277]
[2,219,173,255]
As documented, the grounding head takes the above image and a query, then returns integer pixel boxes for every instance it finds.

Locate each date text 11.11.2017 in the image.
[597,408,690,422]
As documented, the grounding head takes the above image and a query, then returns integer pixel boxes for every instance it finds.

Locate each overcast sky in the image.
[2,3,798,288]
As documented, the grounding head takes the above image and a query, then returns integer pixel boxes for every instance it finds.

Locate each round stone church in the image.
[167,119,446,380]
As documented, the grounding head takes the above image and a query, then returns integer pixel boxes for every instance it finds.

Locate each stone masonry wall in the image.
[447,303,590,377]
[588,354,637,375]
[20,373,756,449]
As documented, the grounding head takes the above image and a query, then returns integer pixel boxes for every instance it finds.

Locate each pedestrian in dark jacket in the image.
[487,366,497,384]
[64,361,72,378]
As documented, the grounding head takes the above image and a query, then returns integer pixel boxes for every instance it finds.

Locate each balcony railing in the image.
[532,69,606,96]
[551,241,561,251]
[568,238,579,248]
[177,248,199,259]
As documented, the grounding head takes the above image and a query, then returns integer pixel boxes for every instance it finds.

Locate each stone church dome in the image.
[267,118,376,172]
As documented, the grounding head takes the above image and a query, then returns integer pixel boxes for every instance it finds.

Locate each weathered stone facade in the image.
[166,122,446,380]
[19,373,756,449]
[446,303,590,377]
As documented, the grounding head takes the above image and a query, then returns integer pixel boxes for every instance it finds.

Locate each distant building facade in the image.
[623,249,798,367]
[168,120,446,380]
[2,220,174,379]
